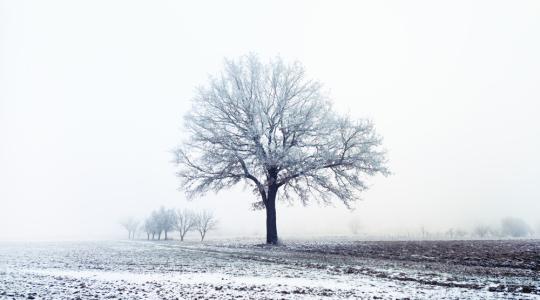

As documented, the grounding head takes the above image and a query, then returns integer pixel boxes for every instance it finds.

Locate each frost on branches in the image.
[174,55,389,244]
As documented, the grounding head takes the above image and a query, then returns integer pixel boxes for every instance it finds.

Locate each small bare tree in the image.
[454,229,468,239]
[445,228,455,239]
[174,55,389,244]
[142,218,154,240]
[120,217,139,240]
[500,217,531,238]
[195,211,218,242]
[473,225,491,239]
[175,209,196,241]
[157,207,176,240]
[420,226,429,239]
[149,210,162,240]
[348,217,362,235]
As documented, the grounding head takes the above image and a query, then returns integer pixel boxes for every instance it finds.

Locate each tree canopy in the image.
[175,55,389,243]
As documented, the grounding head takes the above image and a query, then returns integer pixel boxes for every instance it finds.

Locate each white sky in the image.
[1,0,539,240]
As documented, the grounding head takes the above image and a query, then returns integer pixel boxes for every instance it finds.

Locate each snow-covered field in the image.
[1,239,538,299]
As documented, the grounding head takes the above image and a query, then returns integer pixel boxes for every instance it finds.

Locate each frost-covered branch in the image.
[174,54,388,213]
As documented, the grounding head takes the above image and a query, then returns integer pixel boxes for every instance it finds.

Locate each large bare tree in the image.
[174,55,388,244]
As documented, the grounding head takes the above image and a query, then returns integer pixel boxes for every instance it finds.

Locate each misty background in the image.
[1,0,539,240]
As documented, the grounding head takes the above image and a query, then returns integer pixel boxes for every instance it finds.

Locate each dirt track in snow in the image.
[0,239,538,299]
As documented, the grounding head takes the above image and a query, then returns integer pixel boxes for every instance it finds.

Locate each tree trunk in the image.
[265,185,278,245]
[164,231,168,240]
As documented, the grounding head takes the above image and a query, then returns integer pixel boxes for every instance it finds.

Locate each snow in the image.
[1,240,538,299]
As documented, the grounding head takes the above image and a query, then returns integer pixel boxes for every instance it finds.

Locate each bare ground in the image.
[0,239,539,299]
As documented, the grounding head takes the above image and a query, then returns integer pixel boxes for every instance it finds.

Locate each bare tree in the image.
[156,207,176,240]
[174,55,389,244]
[142,218,155,240]
[420,226,429,239]
[149,210,162,240]
[473,225,491,239]
[348,217,362,235]
[175,209,196,241]
[120,217,139,240]
[454,229,468,239]
[195,211,217,242]
[445,228,455,239]
[500,217,531,238]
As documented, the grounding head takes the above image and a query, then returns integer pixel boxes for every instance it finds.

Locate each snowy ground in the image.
[0,239,538,299]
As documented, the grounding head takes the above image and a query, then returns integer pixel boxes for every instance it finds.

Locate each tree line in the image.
[421,217,534,240]
[121,207,217,242]
[348,216,536,240]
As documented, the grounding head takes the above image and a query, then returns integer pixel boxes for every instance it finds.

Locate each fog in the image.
[1,0,539,241]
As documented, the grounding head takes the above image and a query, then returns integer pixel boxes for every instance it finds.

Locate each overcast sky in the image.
[1,0,539,240]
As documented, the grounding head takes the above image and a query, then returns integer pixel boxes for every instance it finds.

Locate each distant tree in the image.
[175,209,196,241]
[500,217,531,238]
[149,210,162,240]
[174,55,389,244]
[120,217,139,240]
[195,211,218,242]
[348,217,362,235]
[445,228,455,239]
[420,226,429,239]
[490,228,504,239]
[473,225,491,239]
[142,218,155,240]
[156,207,176,240]
[454,229,468,239]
